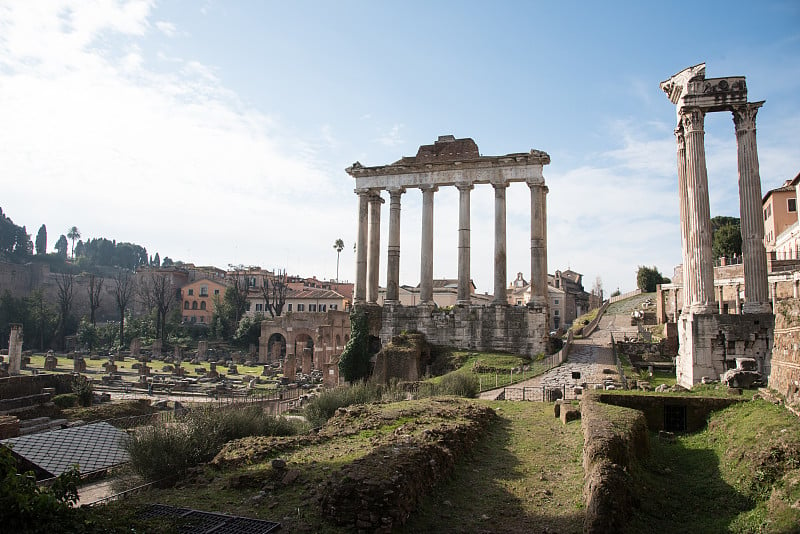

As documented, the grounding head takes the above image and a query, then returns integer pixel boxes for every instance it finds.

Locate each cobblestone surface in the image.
[480,312,639,399]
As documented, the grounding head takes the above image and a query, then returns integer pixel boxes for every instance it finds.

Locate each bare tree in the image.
[113,269,135,347]
[87,273,104,326]
[141,272,176,345]
[262,269,288,318]
[55,271,74,350]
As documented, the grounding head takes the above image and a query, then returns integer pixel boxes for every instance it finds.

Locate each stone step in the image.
[18,418,69,436]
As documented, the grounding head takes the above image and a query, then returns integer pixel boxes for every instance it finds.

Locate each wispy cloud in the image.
[377,124,404,147]
[155,20,176,37]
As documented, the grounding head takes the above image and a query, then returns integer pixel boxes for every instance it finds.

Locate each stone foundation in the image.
[770,299,800,406]
[380,303,548,357]
[677,312,773,389]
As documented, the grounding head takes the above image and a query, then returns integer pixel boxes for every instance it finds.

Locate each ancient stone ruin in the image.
[347,135,551,356]
[8,323,22,376]
[661,63,774,388]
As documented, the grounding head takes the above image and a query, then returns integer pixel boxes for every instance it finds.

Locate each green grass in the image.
[625,399,800,533]
[434,350,555,392]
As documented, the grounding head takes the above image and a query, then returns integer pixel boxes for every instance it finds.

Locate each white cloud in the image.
[377,124,404,147]
[0,1,355,282]
[155,20,176,37]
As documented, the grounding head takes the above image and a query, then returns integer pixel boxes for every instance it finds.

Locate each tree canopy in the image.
[636,265,670,293]
[711,216,742,259]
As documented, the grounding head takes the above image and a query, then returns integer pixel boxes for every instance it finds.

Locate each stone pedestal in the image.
[138,363,150,377]
[130,337,141,359]
[103,361,118,373]
[302,350,312,375]
[284,355,297,382]
[44,352,58,371]
[8,324,22,376]
[173,366,185,377]
[207,362,219,379]
[197,340,208,360]
[676,312,773,388]
[73,357,86,373]
[152,339,162,359]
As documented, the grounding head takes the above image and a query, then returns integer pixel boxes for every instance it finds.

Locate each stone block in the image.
[560,405,580,424]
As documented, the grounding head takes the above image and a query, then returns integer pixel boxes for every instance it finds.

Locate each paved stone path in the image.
[479,311,640,400]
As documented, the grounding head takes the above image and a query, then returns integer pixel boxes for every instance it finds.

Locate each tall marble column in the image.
[492,182,508,305]
[528,182,548,307]
[385,188,404,304]
[681,108,716,313]
[456,183,473,305]
[354,190,369,304]
[675,126,692,311]
[672,289,679,321]
[735,284,741,314]
[734,102,771,313]
[419,185,437,305]
[366,192,384,304]
[718,285,724,314]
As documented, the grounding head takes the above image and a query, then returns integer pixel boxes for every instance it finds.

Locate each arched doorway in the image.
[267,333,287,362]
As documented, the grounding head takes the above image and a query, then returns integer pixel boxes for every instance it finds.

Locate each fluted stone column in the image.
[734,102,771,313]
[681,108,716,313]
[354,190,369,304]
[672,289,679,321]
[456,184,473,305]
[528,182,548,307]
[771,281,778,310]
[385,188,404,304]
[735,284,741,314]
[419,185,437,305]
[675,126,692,311]
[718,285,725,314]
[367,192,384,304]
[492,182,508,305]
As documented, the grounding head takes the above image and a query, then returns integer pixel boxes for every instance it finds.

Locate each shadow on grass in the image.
[625,434,753,534]
[399,414,583,534]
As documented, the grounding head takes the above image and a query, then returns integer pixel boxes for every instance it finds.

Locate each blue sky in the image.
[1,1,798,295]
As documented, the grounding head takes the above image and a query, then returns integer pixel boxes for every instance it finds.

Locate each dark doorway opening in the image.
[664,405,687,432]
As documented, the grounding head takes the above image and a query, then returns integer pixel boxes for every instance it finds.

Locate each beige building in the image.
[506,272,566,331]
[763,176,798,253]
[377,279,492,308]
[180,278,226,325]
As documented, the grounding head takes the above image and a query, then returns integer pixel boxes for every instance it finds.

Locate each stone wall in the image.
[677,312,774,388]
[593,393,744,432]
[380,304,548,357]
[0,374,73,400]
[771,299,800,407]
[615,340,673,363]
[371,333,430,384]
[581,396,649,534]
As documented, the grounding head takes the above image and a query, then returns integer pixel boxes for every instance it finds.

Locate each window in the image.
[320,304,326,312]
[309,304,316,312]
[287,303,292,312]
[184,301,189,310]
[214,289,220,295]
[183,315,188,321]
[245,302,251,311]
[200,301,206,310]
[192,301,198,310]
[255,303,263,311]
[249,277,256,287]
[554,309,560,316]
[765,204,772,220]
[200,285,208,296]
[330,304,337,310]
[297,304,305,312]
[554,299,559,305]
[789,198,797,213]
[200,316,205,323]
[190,316,196,323]
[516,300,523,305]
[188,289,194,296]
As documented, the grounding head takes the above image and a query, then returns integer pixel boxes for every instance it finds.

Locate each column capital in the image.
[732,101,764,133]
[527,182,548,193]
[355,188,371,196]
[680,107,705,133]
[455,182,474,192]
[491,181,509,190]
[368,191,385,204]
[387,187,405,197]
[419,184,438,193]
[674,125,686,148]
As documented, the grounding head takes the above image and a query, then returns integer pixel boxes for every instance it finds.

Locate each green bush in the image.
[338,308,371,382]
[304,381,382,427]
[71,375,93,407]
[52,394,78,409]
[437,372,479,398]
[125,406,299,484]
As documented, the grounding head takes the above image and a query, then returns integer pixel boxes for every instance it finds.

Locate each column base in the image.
[690,303,718,314]
[742,301,772,314]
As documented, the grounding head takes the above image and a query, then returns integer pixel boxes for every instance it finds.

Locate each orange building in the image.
[763,177,798,252]
[181,278,227,325]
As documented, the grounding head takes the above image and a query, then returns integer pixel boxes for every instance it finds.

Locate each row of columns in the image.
[354,181,548,307]
[674,102,770,314]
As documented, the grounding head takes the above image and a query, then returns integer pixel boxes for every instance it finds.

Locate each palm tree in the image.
[67,226,81,259]
[333,238,345,282]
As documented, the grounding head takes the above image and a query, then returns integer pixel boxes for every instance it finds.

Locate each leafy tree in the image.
[162,256,174,267]
[712,217,742,259]
[636,265,670,293]
[153,252,160,267]
[339,308,371,382]
[0,208,32,259]
[233,312,265,348]
[333,238,344,282]
[67,226,80,258]
[54,235,68,258]
[139,272,176,345]
[73,239,85,258]
[113,270,135,347]
[26,289,57,350]
[35,224,47,255]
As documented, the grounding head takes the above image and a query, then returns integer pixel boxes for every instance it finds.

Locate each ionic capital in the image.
[680,107,705,133]
[491,181,509,190]
[368,191,385,204]
[419,184,438,193]
[732,101,763,133]
[386,187,406,197]
[455,183,474,192]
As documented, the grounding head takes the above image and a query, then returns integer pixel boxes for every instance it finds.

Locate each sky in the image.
[1,1,799,296]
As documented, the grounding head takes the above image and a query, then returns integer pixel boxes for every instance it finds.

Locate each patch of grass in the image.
[303,381,383,427]
[626,399,800,533]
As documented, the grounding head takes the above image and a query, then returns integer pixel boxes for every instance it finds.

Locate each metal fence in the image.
[500,383,605,402]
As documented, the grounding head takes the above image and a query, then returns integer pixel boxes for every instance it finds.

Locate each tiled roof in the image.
[2,422,129,478]
[139,504,280,533]
[287,288,345,300]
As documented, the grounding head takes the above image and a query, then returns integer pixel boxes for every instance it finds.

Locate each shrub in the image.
[71,375,93,407]
[304,381,382,427]
[125,406,299,483]
[437,372,479,398]
[338,308,371,382]
[52,394,78,409]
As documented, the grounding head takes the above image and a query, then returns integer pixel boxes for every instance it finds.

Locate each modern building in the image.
[763,175,799,253]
